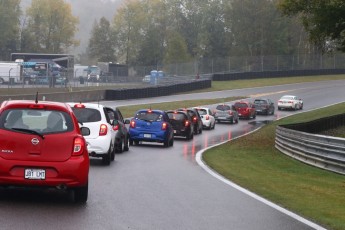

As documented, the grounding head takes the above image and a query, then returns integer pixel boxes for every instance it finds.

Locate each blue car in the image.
[129,109,174,147]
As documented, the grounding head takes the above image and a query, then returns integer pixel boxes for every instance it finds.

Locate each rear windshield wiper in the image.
[12,128,45,139]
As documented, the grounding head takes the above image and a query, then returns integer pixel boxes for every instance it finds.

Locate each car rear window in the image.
[234,103,248,108]
[216,105,231,111]
[135,111,163,122]
[197,109,207,115]
[0,109,73,134]
[167,112,187,121]
[72,108,102,122]
[254,100,267,104]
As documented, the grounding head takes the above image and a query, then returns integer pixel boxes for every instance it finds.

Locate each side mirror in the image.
[80,127,90,136]
[124,119,131,124]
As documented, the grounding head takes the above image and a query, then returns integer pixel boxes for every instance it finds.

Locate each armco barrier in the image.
[104,79,211,100]
[213,69,345,81]
[275,118,345,175]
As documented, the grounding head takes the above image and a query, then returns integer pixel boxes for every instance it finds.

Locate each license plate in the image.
[144,134,151,138]
[218,117,226,119]
[174,130,177,134]
[25,169,46,180]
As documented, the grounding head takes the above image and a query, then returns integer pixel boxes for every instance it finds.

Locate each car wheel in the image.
[300,104,303,110]
[134,140,139,145]
[111,144,116,161]
[163,139,170,148]
[129,139,133,146]
[189,132,194,140]
[213,122,216,129]
[294,105,298,111]
[217,119,220,123]
[124,137,129,151]
[199,127,202,134]
[102,147,111,165]
[74,182,88,203]
[278,107,281,111]
[116,139,124,153]
[169,137,174,146]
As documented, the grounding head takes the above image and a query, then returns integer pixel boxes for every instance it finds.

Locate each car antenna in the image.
[35,92,38,104]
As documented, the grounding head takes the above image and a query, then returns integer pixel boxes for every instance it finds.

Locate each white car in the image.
[194,107,216,129]
[142,75,151,83]
[277,95,303,110]
[68,102,118,165]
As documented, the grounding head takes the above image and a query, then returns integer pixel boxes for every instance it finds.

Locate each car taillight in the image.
[288,101,293,103]
[184,120,190,127]
[73,137,85,156]
[278,100,282,103]
[229,111,233,115]
[113,124,119,131]
[99,124,108,136]
[130,120,136,128]
[193,117,197,123]
[162,122,167,130]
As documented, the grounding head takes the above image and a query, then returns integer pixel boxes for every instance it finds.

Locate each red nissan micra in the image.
[0,100,90,203]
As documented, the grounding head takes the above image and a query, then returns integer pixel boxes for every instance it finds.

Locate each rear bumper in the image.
[0,156,89,188]
[129,130,168,142]
[215,115,235,122]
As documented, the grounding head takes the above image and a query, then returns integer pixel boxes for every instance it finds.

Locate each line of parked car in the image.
[0,94,303,203]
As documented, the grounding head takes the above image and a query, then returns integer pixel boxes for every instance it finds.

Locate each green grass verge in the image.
[203,103,345,230]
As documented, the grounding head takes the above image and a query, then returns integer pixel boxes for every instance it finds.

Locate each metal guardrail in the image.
[275,126,345,175]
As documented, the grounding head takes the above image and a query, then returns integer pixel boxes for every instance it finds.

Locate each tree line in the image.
[1,0,344,67]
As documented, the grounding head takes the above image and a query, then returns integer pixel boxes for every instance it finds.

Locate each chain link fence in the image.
[2,53,345,89]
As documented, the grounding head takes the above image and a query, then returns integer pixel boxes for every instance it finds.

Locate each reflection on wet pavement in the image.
[182,121,271,162]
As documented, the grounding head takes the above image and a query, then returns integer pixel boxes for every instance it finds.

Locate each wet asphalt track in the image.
[1,80,345,230]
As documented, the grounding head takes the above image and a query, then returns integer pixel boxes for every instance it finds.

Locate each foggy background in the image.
[20,0,123,55]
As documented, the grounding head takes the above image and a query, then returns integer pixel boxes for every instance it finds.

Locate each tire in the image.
[102,147,111,165]
[129,139,133,146]
[0,78,4,84]
[163,138,169,148]
[124,137,129,151]
[74,183,88,203]
[217,119,220,123]
[116,139,124,153]
[169,137,174,146]
[187,132,193,140]
[199,127,202,134]
[278,107,281,111]
[111,145,115,161]
[134,140,139,145]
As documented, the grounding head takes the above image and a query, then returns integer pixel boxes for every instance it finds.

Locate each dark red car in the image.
[233,101,256,119]
[0,100,90,203]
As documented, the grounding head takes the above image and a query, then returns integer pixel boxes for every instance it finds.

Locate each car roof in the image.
[1,100,72,112]
[136,109,165,114]
[194,107,209,110]
[235,101,250,104]
[67,102,106,109]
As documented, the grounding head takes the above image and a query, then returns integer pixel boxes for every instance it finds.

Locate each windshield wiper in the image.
[12,128,45,139]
